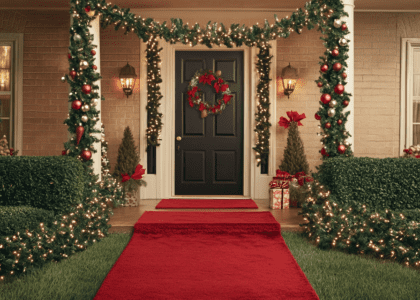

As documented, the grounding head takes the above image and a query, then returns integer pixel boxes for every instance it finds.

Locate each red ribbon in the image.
[121,164,145,183]
[278,111,306,129]
[223,94,233,104]
[199,103,206,111]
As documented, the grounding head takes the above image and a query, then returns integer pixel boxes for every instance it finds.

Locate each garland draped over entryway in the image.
[64,0,353,168]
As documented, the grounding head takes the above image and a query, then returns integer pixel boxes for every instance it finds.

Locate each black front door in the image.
[175,51,244,195]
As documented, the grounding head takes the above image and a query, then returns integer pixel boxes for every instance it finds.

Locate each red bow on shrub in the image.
[121,164,145,183]
[278,111,306,129]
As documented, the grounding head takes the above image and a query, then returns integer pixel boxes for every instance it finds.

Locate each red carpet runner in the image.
[155,199,258,209]
[94,212,319,300]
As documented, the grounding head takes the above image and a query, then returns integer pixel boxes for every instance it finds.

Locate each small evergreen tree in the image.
[278,111,310,176]
[112,126,146,195]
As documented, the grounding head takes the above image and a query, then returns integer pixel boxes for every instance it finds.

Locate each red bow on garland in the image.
[121,164,146,183]
[278,111,306,129]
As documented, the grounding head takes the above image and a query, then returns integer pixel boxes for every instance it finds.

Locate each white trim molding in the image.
[342,0,355,154]
[400,38,420,155]
[139,40,277,200]
[0,33,23,155]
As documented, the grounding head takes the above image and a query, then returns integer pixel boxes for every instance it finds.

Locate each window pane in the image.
[0,94,10,117]
[0,118,10,145]
[0,46,11,92]
[415,49,420,97]
[414,124,420,145]
[413,101,420,123]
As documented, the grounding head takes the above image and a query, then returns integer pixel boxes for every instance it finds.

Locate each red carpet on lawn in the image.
[94,212,319,300]
[155,199,258,209]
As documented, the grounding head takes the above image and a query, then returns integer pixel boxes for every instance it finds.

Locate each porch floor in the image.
[108,199,307,234]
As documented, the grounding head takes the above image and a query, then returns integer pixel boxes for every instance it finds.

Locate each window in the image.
[0,44,13,146]
[0,34,23,154]
[400,38,420,154]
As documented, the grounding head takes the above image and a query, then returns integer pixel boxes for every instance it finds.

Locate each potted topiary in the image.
[112,126,146,207]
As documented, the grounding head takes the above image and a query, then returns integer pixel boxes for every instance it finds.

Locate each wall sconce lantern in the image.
[119,62,137,98]
[280,63,298,98]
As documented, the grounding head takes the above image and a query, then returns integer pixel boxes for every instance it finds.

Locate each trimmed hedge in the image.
[0,206,55,237]
[0,156,88,215]
[315,157,420,211]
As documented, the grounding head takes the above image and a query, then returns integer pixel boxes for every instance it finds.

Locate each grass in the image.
[0,231,419,300]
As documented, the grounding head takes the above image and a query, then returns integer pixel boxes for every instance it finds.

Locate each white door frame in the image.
[139,40,277,200]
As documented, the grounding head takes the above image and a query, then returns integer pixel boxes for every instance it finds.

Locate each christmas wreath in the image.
[187,69,233,116]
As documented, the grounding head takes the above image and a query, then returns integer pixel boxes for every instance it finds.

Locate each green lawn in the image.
[0,231,419,300]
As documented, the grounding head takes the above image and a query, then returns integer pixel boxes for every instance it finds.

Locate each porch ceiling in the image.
[1,0,420,11]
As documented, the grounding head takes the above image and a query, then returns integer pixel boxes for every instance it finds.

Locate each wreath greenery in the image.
[187,69,233,115]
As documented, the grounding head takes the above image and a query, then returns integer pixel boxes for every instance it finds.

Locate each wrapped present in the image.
[269,182,289,209]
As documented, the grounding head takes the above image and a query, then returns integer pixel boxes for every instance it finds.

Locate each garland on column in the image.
[65,0,351,167]
[253,44,273,166]
[146,36,163,148]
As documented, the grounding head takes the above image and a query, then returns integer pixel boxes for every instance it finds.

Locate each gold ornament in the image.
[329,100,337,107]
[81,104,90,112]
[81,115,88,122]
[339,38,348,46]
[79,60,89,70]
[73,34,82,42]
[215,70,222,77]
[61,76,66,83]
[333,19,342,28]
[201,109,208,118]
[327,108,335,117]
[91,98,99,106]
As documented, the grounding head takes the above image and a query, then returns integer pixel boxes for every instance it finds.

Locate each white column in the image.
[342,0,355,153]
[90,16,102,182]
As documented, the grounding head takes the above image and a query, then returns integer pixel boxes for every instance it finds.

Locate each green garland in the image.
[253,45,272,166]
[64,0,352,166]
[146,37,163,148]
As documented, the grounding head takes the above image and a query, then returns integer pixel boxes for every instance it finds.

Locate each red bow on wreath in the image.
[121,164,146,183]
[199,73,216,85]
[278,111,306,129]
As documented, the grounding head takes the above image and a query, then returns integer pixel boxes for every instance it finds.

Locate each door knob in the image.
[176,136,182,141]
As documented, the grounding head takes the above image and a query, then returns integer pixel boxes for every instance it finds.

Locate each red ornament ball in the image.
[341,24,348,31]
[85,5,91,12]
[317,82,323,88]
[337,119,343,125]
[70,70,77,80]
[321,93,332,105]
[338,144,346,154]
[343,100,349,107]
[92,65,97,70]
[315,113,321,120]
[81,149,92,161]
[321,148,329,157]
[91,50,96,56]
[62,150,66,156]
[324,122,331,129]
[82,84,92,94]
[68,53,72,60]
[334,84,344,95]
[320,64,329,73]
[342,72,347,79]
[72,100,82,110]
[333,63,342,72]
[331,49,339,57]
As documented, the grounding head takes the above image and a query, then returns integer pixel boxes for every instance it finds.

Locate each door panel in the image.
[175,51,244,195]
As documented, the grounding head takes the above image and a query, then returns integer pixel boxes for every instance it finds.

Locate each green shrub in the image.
[0,156,88,215]
[314,157,420,211]
[0,206,55,237]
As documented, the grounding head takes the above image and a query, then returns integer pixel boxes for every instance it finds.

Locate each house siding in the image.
[1,10,419,175]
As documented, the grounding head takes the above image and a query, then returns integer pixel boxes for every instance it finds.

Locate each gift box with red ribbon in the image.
[269,182,289,209]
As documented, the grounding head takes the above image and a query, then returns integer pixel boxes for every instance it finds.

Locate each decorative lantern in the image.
[280,63,299,99]
[119,62,137,98]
